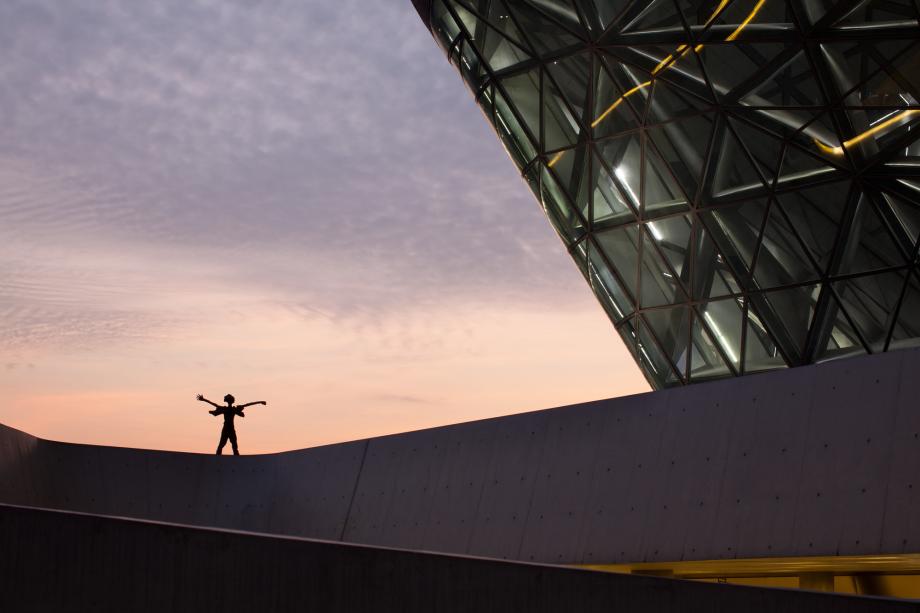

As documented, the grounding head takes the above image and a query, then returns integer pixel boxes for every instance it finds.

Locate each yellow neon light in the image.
[546,0,915,169]
[591,81,651,128]
[814,110,920,156]
[725,0,766,41]
[547,151,565,167]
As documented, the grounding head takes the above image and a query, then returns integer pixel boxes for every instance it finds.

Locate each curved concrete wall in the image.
[2,348,920,564]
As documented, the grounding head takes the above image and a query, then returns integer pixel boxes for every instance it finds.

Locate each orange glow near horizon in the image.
[2,298,649,454]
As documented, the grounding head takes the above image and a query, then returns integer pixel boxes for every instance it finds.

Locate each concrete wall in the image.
[2,503,915,613]
[2,348,920,564]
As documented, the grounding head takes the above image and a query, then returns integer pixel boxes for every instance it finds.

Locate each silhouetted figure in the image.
[197,393,267,455]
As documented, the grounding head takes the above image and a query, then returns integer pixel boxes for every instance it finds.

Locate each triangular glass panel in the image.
[741,50,828,107]
[499,70,541,149]
[752,201,822,290]
[791,111,853,165]
[547,145,591,220]
[777,142,840,187]
[591,148,637,227]
[697,43,789,102]
[647,112,715,202]
[595,225,641,301]
[644,305,691,378]
[644,139,691,217]
[881,190,920,254]
[836,192,907,275]
[617,315,641,363]
[646,215,692,289]
[540,165,586,244]
[651,46,713,104]
[703,198,770,281]
[452,1,534,72]
[689,309,733,382]
[813,292,867,361]
[775,181,850,275]
[752,283,822,363]
[699,298,744,371]
[505,1,584,54]
[832,271,904,353]
[744,303,788,373]
[619,0,687,34]
[573,0,629,33]
[544,71,586,151]
[546,52,592,125]
[727,117,784,183]
[693,214,744,299]
[587,237,634,321]
[493,87,538,168]
[454,0,527,48]
[731,106,823,143]
[647,79,714,124]
[640,228,687,306]
[595,133,642,211]
[819,40,915,104]
[832,0,919,27]
[639,313,683,387]
[592,56,651,136]
[710,120,767,200]
[889,272,920,351]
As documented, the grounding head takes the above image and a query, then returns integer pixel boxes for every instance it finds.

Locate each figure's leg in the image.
[216,428,229,455]
[229,428,239,456]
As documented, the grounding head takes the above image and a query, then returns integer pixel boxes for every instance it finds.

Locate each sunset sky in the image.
[0,0,648,454]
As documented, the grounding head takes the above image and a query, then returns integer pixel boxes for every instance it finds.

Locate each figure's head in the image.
[224,394,235,406]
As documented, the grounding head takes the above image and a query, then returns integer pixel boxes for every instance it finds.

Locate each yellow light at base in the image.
[814,110,920,156]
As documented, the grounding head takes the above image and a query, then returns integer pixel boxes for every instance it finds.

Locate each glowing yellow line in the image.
[547,151,565,167]
[590,82,652,128]
[813,110,920,156]
[726,0,766,40]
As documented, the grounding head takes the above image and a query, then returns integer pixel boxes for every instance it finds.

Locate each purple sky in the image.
[0,1,646,452]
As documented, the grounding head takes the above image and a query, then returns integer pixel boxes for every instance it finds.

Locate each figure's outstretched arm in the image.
[197,394,221,408]
[237,401,267,409]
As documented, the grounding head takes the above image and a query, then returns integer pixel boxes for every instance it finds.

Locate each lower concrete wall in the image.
[2,503,914,613]
[2,348,920,565]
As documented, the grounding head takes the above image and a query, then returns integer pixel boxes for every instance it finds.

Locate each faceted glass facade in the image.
[426,0,920,388]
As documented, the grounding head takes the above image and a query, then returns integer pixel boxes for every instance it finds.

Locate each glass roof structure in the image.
[423,0,920,388]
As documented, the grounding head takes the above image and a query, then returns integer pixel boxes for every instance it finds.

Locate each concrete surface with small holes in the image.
[1,348,919,565]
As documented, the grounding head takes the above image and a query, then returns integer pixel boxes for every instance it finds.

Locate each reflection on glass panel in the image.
[500,71,541,148]
[754,284,822,362]
[753,203,820,290]
[540,166,585,243]
[836,193,907,275]
[647,114,713,202]
[690,312,732,382]
[815,294,867,362]
[644,141,690,217]
[493,88,537,167]
[596,135,642,210]
[744,305,787,372]
[640,229,685,307]
[452,0,532,71]
[588,239,633,321]
[648,215,691,288]
[595,225,641,301]
[700,299,744,370]
[431,0,461,52]
[544,76,583,151]
[644,306,690,378]
[833,272,904,352]
[639,316,681,387]
[591,151,635,227]
[695,214,745,298]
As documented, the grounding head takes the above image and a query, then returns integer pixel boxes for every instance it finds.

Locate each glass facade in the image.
[426,0,920,388]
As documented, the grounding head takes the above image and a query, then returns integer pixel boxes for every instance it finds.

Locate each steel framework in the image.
[425,0,920,388]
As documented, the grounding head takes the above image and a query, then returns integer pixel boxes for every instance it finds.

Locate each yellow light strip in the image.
[546,0,915,170]
[590,81,652,128]
[725,0,766,41]
[554,0,757,167]
[814,109,920,156]
[547,151,566,167]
